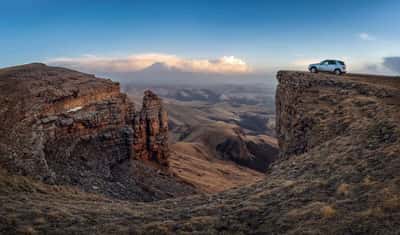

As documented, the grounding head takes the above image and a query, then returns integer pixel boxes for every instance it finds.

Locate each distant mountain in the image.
[88,62,277,86]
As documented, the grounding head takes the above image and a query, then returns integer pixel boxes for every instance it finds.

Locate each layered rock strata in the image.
[0,63,194,201]
[133,90,169,167]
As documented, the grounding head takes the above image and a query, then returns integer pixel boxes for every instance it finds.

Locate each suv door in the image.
[327,60,337,72]
[319,60,329,71]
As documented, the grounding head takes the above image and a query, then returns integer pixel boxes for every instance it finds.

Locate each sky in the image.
[1,0,400,81]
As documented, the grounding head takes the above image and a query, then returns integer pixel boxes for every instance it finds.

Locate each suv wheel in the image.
[310,67,317,73]
[334,69,341,75]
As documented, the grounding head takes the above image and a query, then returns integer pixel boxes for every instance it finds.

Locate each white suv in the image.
[308,59,346,75]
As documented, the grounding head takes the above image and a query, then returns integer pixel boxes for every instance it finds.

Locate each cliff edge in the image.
[276,71,400,157]
[0,63,195,201]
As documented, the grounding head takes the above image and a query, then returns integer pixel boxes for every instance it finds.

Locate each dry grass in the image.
[321,205,336,218]
[33,217,46,225]
[16,225,37,235]
[362,176,376,186]
[358,207,384,217]
[169,142,263,193]
[336,183,350,196]
[383,195,400,211]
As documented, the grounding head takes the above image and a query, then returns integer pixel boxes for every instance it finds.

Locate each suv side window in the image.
[328,60,336,65]
[321,60,329,65]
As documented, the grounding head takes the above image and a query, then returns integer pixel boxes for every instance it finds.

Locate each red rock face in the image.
[133,90,169,167]
[0,63,193,201]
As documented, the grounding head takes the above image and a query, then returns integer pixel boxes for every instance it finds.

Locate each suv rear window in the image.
[338,61,345,65]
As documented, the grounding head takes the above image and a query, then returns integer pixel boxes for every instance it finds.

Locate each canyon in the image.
[0,63,273,198]
[1,65,399,234]
[124,82,279,192]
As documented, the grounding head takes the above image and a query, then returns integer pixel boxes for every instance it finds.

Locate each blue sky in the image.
[1,0,400,76]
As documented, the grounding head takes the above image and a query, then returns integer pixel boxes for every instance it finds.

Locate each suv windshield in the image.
[338,61,345,65]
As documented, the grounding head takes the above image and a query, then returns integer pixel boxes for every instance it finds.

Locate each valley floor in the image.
[169,142,263,193]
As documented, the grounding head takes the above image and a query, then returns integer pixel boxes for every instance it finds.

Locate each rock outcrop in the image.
[133,90,169,166]
[0,63,194,201]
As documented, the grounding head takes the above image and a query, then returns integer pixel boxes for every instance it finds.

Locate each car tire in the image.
[310,67,317,73]
[334,69,341,75]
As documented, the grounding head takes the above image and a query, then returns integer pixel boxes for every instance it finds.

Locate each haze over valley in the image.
[124,81,278,191]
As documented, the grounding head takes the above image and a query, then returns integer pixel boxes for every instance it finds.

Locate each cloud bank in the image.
[48,53,251,75]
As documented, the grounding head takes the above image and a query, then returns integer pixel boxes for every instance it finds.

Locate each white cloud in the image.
[359,33,376,41]
[48,53,251,74]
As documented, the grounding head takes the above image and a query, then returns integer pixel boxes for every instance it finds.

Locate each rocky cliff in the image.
[276,71,399,157]
[133,90,170,166]
[1,70,399,234]
[0,63,194,201]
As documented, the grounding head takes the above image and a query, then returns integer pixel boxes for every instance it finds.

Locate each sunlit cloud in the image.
[48,53,251,74]
[359,33,376,41]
